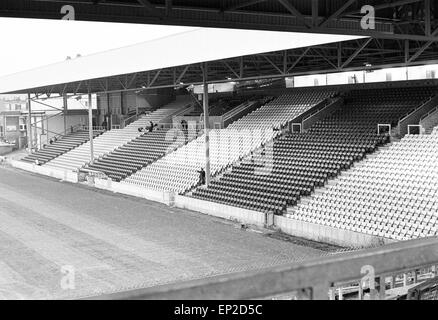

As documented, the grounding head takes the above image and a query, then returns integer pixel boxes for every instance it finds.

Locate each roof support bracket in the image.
[341,38,373,69]
[408,27,438,62]
[277,0,310,28]
[262,55,284,74]
[287,47,310,73]
[319,0,357,28]
[222,61,240,78]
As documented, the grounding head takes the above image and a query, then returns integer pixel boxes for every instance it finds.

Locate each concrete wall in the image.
[11,160,78,183]
[94,178,172,205]
[93,178,267,227]
[274,215,393,248]
[174,195,267,227]
[0,144,14,155]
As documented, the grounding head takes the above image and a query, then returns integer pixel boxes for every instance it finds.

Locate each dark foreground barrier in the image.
[90,237,438,300]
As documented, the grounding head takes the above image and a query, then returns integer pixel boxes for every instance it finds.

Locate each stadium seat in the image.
[21,130,103,165]
[122,90,336,193]
[192,86,435,215]
[43,103,186,171]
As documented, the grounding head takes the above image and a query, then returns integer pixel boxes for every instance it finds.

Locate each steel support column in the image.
[202,62,211,186]
[27,93,32,153]
[107,92,111,130]
[88,93,94,165]
[63,94,68,133]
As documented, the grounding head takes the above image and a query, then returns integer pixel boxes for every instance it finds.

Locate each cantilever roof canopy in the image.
[0,27,363,95]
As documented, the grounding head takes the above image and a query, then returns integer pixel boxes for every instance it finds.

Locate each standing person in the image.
[198,168,206,185]
[181,119,188,140]
[149,121,154,132]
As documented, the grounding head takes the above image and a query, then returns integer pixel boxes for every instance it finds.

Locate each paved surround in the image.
[0,166,328,299]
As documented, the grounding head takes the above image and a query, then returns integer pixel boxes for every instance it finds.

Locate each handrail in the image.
[37,124,85,149]
[223,101,253,121]
[167,103,194,118]
[420,105,438,121]
[82,126,106,131]
[122,113,141,128]
[399,94,436,123]
[407,276,438,300]
[398,94,438,136]
[90,237,438,300]
[301,96,337,123]
[222,96,274,124]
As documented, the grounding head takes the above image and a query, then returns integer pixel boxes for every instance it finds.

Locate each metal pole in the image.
[46,114,49,143]
[27,93,32,153]
[202,62,211,186]
[63,94,68,134]
[88,93,94,165]
[107,92,111,130]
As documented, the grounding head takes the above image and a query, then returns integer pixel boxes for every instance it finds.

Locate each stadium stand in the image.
[43,102,187,171]
[192,87,435,214]
[227,90,335,130]
[21,130,103,165]
[83,96,269,181]
[121,128,275,193]
[122,90,336,193]
[287,126,438,241]
[85,128,194,181]
[421,107,438,134]
[184,96,248,117]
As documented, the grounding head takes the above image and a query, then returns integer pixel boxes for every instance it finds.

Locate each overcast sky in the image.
[0,18,194,77]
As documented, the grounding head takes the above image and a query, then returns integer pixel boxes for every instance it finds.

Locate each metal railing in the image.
[82,126,106,131]
[420,105,438,122]
[407,276,438,300]
[398,95,435,123]
[91,237,438,300]
[35,124,84,150]
[121,113,141,128]
[398,94,438,136]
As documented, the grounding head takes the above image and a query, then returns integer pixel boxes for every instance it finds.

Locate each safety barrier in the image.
[10,159,78,183]
[398,94,438,136]
[274,215,392,248]
[174,194,267,227]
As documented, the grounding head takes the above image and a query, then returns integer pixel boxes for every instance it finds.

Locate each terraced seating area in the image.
[228,89,336,130]
[128,99,190,130]
[44,103,185,171]
[191,87,433,214]
[222,96,274,125]
[122,90,336,194]
[21,130,102,165]
[287,128,438,241]
[122,128,275,193]
[184,96,250,117]
[85,129,189,181]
